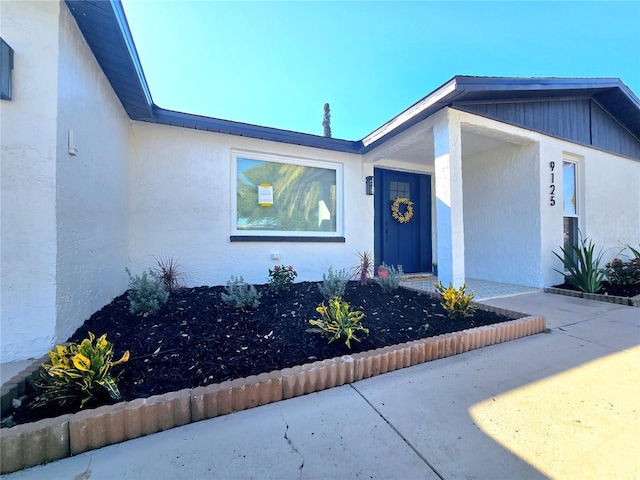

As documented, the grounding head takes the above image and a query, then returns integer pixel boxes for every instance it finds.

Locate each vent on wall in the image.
[1,37,14,100]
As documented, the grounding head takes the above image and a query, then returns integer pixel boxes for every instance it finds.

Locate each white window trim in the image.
[231,150,344,237]
[562,153,582,221]
[561,154,583,271]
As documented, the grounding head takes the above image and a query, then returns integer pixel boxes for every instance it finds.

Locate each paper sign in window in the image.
[258,184,273,206]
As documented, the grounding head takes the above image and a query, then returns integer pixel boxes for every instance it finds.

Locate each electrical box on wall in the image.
[1,37,14,100]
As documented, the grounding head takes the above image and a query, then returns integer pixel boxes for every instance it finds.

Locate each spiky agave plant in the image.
[553,233,606,293]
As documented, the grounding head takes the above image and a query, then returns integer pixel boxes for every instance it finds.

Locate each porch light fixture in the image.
[366,176,374,195]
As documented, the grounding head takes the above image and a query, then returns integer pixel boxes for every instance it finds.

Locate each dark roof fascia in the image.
[65,0,154,120]
[453,76,634,92]
[360,76,463,153]
[110,0,153,108]
[361,76,640,154]
[615,81,640,110]
[151,107,363,153]
[67,1,640,156]
[66,0,362,154]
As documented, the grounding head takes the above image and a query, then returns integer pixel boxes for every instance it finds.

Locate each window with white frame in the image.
[562,158,579,261]
[232,152,342,237]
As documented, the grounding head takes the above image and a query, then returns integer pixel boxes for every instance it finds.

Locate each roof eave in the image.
[151,107,363,153]
[66,0,363,153]
[110,0,154,110]
[362,76,640,153]
[67,1,640,154]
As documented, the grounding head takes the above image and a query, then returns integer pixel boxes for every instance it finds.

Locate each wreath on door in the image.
[391,197,414,223]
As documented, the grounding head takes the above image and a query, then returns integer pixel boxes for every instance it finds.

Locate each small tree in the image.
[322,103,332,137]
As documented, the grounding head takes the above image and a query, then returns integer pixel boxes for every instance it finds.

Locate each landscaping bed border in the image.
[544,287,640,307]
[1,303,545,474]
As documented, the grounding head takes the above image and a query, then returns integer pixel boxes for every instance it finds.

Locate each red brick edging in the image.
[1,307,545,474]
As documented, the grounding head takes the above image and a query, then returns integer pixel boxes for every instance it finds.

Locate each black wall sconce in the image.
[366,175,374,195]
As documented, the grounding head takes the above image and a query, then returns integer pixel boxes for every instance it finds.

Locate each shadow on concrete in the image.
[353,292,639,479]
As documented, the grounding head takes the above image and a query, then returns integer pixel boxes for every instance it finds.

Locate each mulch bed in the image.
[3,281,514,427]
[552,281,640,298]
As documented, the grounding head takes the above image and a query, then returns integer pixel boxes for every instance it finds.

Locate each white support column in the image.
[433,110,465,287]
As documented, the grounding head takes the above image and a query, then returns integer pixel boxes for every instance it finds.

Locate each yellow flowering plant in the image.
[434,282,476,320]
[35,332,129,408]
[308,297,368,348]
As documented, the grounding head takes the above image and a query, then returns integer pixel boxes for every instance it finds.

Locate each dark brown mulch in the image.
[3,281,515,427]
[552,281,640,298]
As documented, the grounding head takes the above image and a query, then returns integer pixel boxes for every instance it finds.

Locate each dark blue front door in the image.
[374,168,432,273]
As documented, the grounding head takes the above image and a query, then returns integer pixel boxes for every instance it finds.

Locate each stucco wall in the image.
[54,4,131,344]
[582,152,639,255]
[462,141,541,286]
[454,110,639,289]
[1,1,60,362]
[129,123,373,286]
[539,139,640,287]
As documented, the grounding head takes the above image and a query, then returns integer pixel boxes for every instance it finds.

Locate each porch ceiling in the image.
[364,123,534,167]
[364,123,435,167]
[462,124,536,157]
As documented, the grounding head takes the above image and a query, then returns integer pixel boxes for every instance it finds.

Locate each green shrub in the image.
[308,297,368,348]
[606,244,640,286]
[221,275,261,309]
[606,245,640,285]
[153,256,185,293]
[606,258,640,285]
[34,332,129,408]
[127,268,169,315]
[268,265,297,293]
[434,282,476,320]
[377,263,404,293]
[318,267,350,300]
[553,234,606,293]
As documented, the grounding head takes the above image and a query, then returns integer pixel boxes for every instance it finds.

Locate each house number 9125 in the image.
[549,161,556,206]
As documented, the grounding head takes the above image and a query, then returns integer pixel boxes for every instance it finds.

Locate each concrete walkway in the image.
[2,293,639,479]
[401,275,541,300]
[1,361,34,388]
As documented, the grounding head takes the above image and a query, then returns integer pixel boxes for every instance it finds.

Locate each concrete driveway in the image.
[3,292,639,480]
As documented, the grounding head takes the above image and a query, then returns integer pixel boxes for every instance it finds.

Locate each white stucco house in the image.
[1,0,639,363]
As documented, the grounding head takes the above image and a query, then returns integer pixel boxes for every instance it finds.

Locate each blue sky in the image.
[121,1,640,141]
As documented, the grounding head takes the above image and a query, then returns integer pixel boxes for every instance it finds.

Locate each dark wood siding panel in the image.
[460,99,592,145]
[457,99,640,159]
[591,101,640,159]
